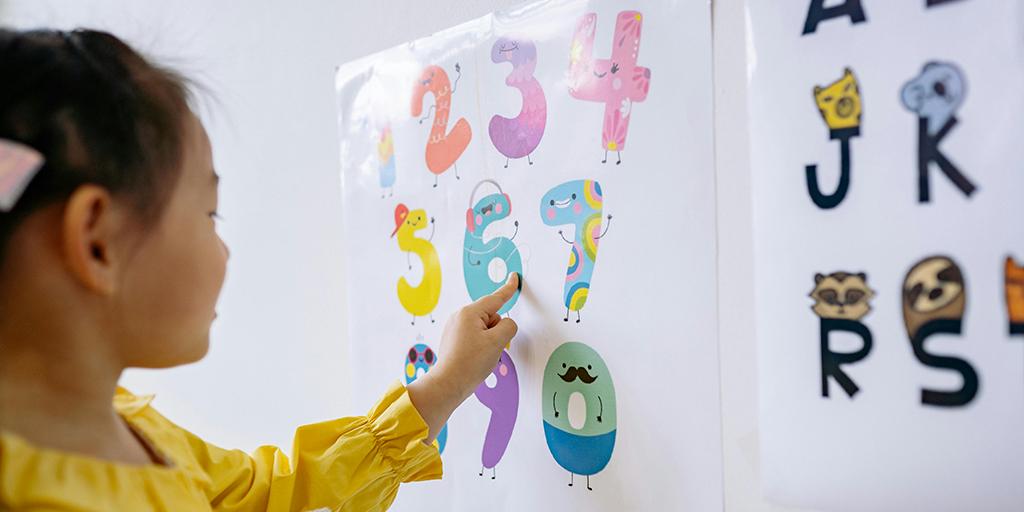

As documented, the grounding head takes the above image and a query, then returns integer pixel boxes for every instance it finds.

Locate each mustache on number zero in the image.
[558,365,597,384]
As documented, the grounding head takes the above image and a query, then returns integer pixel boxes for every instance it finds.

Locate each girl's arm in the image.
[407,273,519,444]
[174,274,521,511]
[173,383,441,512]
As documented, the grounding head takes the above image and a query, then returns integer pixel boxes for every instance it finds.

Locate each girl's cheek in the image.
[217,235,230,262]
[213,236,228,288]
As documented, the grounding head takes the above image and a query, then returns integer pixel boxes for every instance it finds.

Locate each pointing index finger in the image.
[473,272,521,316]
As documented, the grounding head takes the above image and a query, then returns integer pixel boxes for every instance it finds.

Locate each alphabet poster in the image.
[748,1,1024,509]
[334,0,720,510]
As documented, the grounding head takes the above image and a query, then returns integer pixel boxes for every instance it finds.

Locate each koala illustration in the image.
[900,62,966,136]
[900,62,975,202]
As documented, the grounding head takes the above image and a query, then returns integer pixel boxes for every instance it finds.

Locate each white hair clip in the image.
[0,139,44,212]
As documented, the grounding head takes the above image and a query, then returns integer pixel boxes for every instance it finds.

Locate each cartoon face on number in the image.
[464,180,522,315]
[541,179,603,226]
[468,188,512,232]
[491,36,536,70]
[542,342,616,488]
[540,180,611,323]
[404,343,436,384]
[404,343,447,453]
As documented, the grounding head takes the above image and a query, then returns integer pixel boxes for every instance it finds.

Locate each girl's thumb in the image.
[486,317,518,346]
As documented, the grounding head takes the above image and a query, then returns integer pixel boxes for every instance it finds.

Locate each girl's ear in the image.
[61,185,123,295]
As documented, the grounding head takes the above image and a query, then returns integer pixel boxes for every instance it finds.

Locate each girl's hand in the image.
[407,273,520,445]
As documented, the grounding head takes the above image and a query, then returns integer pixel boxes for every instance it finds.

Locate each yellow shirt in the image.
[0,382,443,511]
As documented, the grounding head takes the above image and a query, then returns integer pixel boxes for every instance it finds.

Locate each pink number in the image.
[568,11,651,165]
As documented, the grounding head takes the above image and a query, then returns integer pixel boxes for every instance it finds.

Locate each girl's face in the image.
[116,113,228,368]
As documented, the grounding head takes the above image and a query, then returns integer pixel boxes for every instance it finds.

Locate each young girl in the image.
[0,28,520,511]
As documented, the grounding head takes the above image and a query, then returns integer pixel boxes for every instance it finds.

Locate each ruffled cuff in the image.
[366,381,443,483]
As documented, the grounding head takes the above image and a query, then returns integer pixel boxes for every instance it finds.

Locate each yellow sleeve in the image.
[182,381,442,512]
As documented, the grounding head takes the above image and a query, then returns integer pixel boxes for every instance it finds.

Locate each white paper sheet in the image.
[335,0,720,509]
[748,1,1024,510]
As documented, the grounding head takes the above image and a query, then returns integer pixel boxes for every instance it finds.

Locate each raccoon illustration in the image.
[810,271,875,321]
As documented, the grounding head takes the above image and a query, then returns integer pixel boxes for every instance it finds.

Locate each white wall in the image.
[0,0,797,510]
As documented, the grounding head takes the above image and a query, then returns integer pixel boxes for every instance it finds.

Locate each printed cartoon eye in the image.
[408,348,418,363]
[571,193,577,200]
[907,283,924,304]
[425,348,435,364]
[550,199,555,206]
[845,289,865,305]
[587,365,592,370]
[562,363,567,368]
[928,287,944,301]
[933,81,946,97]
[818,289,839,305]
[937,266,960,283]
[823,95,834,102]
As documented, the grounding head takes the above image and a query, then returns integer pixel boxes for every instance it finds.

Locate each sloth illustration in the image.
[809,271,874,320]
[902,256,965,339]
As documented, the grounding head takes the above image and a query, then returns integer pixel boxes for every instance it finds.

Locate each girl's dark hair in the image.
[0,28,192,257]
